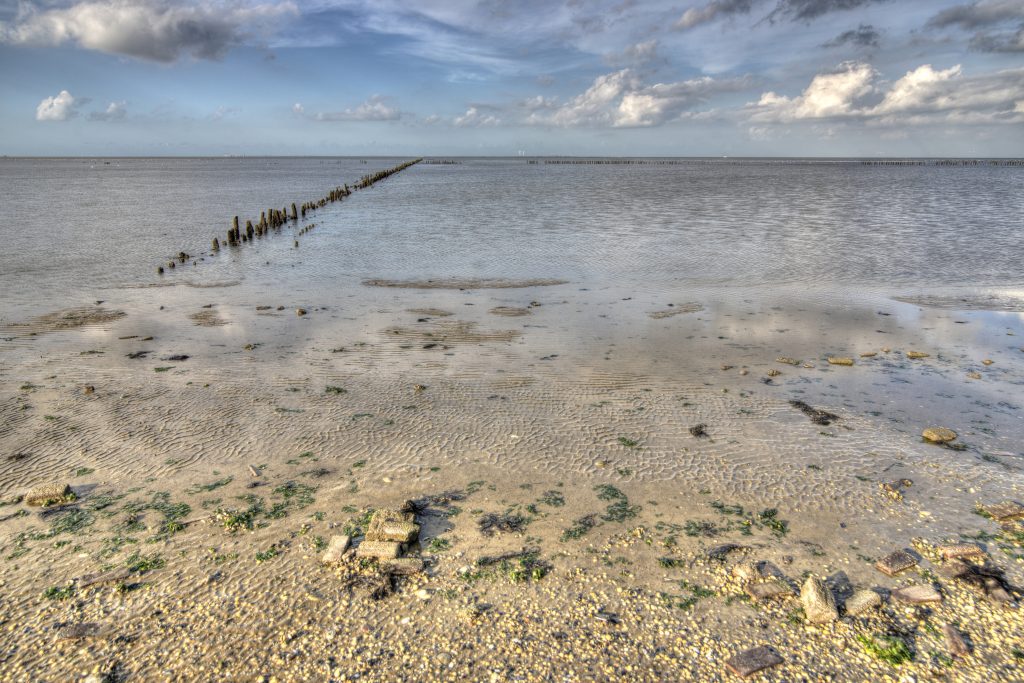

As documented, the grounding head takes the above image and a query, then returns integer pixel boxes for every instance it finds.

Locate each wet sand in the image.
[1,272,1023,682]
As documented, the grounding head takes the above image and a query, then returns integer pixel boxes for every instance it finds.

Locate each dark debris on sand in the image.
[789,400,840,426]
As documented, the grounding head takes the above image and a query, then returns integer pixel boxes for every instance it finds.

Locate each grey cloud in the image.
[767,0,890,23]
[927,0,1024,29]
[674,0,755,31]
[0,1,297,62]
[822,23,881,47]
[969,26,1024,51]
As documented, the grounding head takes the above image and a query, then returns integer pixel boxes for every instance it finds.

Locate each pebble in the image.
[801,576,838,623]
[724,645,783,678]
[827,357,854,366]
[892,584,942,604]
[320,535,351,564]
[906,351,930,359]
[844,590,882,616]
[875,549,918,576]
[921,427,957,443]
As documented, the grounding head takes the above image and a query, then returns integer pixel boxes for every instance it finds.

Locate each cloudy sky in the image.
[1,0,1022,156]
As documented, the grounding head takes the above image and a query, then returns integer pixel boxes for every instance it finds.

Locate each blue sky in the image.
[1,0,1022,156]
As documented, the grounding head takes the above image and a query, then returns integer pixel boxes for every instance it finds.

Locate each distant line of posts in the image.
[158,158,422,274]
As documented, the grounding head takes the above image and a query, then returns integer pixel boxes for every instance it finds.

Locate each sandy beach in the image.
[2,241,1023,680]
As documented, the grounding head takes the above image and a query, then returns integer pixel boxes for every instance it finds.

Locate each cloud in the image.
[313,95,402,122]
[526,68,750,127]
[453,106,501,127]
[927,0,1024,29]
[926,0,1024,53]
[750,61,1024,124]
[821,23,881,47]
[604,39,661,66]
[767,0,890,23]
[36,90,80,120]
[969,25,1024,51]
[674,0,755,31]
[0,0,298,62]
[89,100,127,120]
[751,62,875,121]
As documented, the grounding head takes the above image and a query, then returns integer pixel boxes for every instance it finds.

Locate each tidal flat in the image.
[0,158,1023,681]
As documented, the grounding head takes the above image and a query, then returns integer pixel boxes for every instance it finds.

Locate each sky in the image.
[0,0,1022,156]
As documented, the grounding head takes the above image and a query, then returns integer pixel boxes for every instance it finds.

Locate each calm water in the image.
[2,157,1023,319]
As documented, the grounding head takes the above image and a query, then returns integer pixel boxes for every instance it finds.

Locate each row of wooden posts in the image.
[158,158,422,274]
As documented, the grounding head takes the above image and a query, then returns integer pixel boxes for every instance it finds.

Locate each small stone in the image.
[827,357,854,366]
[739,369,749,376]
[296,308,307,316]
[981,501,1024,521]
[938,543,985,561]
[859,351,877,357]
[78,567,131,588]
[355,541,402,560]
[83,385,95,395]
[982,359,993,365]
[875,549,917,576]
[24,483,74,507]
[383,557,424,575]
[724,645,784,678]
[415,588,432,601]
[706,543,743,561]
[745,578,793,601]
[776,357,800,365]
[844,589,882,616]
[906,351,930,359]
[56,623,109,640]
[801,576,838,623]
[320,535,350,563]
[942,624,970,658]
[767,369,781,377]
[967,371,982,379]
[892,584,942,604]
[732,562,759,582]
[922,427,957,443]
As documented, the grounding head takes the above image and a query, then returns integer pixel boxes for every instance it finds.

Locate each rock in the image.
[906,351,930,359]
[982,359,993,366]
[24,483,74,507]
[706,543,744,561]
[968,371,982,379]
[745,578,793,601]
[56,623,110,640]
[875,549,918,576]
[859,352,877,357]
[766,369,781,377]
[732,562,759,582]
[83,385,95,395]
[415,588,432,600]
[296,308,307,316]
[844,589,882,616]
[980,501,1024,522]
[776,357,800,365]
[942,624,970,658]
[827,357,854,366]
[320,535,350,563]
[383,557,424,575]
[78,567,131,588]
[922,427,957,443]
[365,509,418,543]
[892,584,942,604]
[938,543,985,561]
[801,576,838,623]
[355,541,402,560]
[724,645,784,678]
[879,479,912,502]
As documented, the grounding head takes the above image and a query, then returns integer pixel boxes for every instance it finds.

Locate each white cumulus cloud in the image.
[313,95,402,122]
[89,100,127,120]
[36,90,80,121]
[750,61,1024,124]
